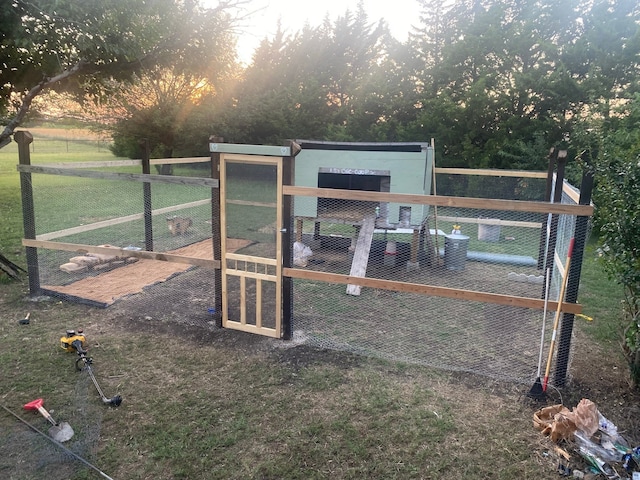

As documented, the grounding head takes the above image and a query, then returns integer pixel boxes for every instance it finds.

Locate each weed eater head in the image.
[106,395,122,407]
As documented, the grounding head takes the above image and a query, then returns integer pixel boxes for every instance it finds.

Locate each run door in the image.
[220,154,282,337]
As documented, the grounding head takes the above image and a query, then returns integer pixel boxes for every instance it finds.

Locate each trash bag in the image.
[533,404,576,443]
[566,398,599,437]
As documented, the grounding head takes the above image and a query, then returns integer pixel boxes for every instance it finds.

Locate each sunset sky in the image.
[221,0,423,63]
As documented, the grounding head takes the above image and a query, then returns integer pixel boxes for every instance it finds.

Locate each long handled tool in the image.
[2,402,114,479]
[528,267,551,399]
[61,330,122,407]
[542,238,575,393]
[23,398,74,442]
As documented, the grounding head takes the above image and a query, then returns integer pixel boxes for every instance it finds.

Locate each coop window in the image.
[317,167,390,218]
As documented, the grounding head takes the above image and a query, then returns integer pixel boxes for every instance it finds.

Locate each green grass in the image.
[577,240,626,347]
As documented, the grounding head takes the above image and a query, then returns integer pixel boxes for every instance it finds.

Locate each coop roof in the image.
[294,140,430,153]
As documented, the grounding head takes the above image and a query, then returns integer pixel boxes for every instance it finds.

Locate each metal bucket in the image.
[444,233,469,271]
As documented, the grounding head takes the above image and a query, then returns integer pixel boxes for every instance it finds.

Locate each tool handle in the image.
[542,238,575,391]
[37,406,58,426]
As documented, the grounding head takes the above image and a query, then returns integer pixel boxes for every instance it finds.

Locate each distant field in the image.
[17,125,110,141]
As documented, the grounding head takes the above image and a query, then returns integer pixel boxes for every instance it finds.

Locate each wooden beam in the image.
[210,143,292,157]
[42,157,210,169]
[435,167,547,179]
[223,321,279,337]
[437,216,541,229]
[283,267,582,314]
[227,199,277,208]
[16,164,219,188]
[22,239,220,269]
[283,186,593,216]
[226,252,278,265]
[346,215,375,296]
[37,199,211,241]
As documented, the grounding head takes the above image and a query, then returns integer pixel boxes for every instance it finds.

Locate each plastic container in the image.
[444,233,469,271]
[478,219,501,242]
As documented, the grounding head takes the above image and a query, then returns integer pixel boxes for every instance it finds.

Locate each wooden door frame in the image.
[219,153,283,337]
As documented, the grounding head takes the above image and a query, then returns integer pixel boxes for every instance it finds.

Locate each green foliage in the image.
[583,93,640,386]
[0,0,238,146]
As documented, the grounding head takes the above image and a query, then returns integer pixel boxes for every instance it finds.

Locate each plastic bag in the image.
[574,430,622,463]
[293,242,313,267]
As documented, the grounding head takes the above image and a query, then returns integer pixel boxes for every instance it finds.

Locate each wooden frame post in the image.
[281,140,299,340]
[210,136,224,328]
[140,139,154,252]
[554,160,594,387]
[15,131,40,295]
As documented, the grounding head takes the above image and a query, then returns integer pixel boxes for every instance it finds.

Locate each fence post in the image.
[544,149,567,286]
[140,139,154,252]
[554,160,594,388]
[281,140,299,340]
[15,131,40,295]
[210,135,223,328]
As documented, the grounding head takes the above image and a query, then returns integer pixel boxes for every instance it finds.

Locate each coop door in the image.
[219,154,282,337]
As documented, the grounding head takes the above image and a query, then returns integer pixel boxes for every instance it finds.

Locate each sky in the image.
[226,0,423,63]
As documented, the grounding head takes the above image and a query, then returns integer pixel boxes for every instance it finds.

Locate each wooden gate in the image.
[219,151,284,337]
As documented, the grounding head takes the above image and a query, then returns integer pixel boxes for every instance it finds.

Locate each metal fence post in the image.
[554,161,594,387]
[15,131,40,295]
[210,136,223,328]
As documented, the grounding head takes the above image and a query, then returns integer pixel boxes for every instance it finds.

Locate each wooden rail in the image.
[283,186,593,216]
[284,267,582,315]
[22,239,220,269]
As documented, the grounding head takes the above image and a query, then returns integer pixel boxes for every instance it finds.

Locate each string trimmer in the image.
[61,329,122,407]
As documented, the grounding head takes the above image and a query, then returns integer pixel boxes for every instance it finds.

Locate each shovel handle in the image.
[37,406,58,426]
[24,399,57,426]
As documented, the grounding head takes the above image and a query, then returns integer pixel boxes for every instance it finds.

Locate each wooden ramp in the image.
[346,215,376,296]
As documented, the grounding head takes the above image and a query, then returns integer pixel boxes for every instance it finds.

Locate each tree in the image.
[0,0,242,148]
[218,5,393,144]
[578,94,640,387]
[108,65,234,171]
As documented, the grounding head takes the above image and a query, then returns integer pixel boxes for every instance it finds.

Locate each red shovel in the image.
[23,398,74,442]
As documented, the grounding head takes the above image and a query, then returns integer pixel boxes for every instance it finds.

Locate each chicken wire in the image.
[22,157,217,311]
[288,171,584,385]
[20,152,588,386]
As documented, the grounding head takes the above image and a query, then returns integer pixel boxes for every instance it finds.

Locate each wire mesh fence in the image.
[288,183,580,384]
[16,141,591,387]
[23,137,111,155]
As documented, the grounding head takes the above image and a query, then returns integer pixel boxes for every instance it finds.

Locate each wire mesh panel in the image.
[17,137,592,386]
[24,159,219,311]
[220,156,282,337]
[288,183,583,384]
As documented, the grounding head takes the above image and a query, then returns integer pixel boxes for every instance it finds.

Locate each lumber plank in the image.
[37,199,210,241]
[435,167,547,178]
[283,267,582,315]
[283,186,593,216]
[210,143,292,157]
[16,164,219,188]
[346,215,375,296]
[22,239,220,269]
